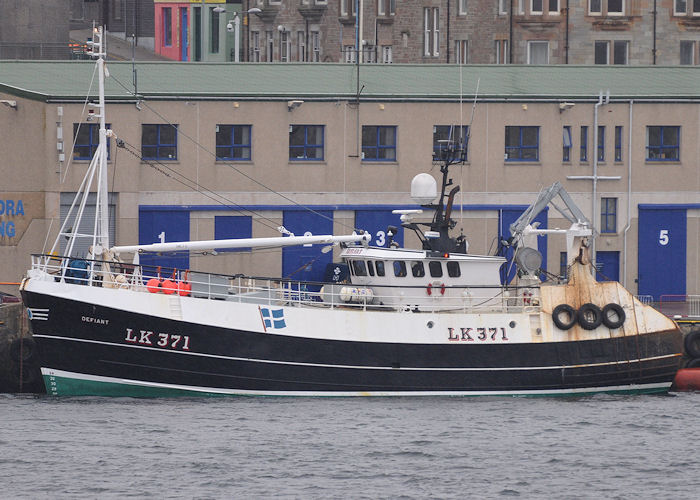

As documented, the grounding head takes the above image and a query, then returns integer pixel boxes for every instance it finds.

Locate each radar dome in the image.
[411,173,438,205]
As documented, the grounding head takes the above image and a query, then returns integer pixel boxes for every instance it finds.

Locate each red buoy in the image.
[146,278,161,293]
[178,281,191,296]
[671,368,700,392]
[161,279,177,295]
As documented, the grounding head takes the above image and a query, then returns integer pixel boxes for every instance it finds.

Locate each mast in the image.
[91,26,110,252]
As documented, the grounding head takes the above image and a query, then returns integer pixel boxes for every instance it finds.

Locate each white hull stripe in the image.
[42,368,672,397]
[34,334,681,372]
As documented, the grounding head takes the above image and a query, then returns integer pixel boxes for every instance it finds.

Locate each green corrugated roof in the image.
[1,61,699,102]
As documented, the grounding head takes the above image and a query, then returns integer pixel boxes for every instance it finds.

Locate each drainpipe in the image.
[622,100,633,288]
[565,0,569,64]
[509,0,513,63]
[446,0,450,63]
[652,0,657,64]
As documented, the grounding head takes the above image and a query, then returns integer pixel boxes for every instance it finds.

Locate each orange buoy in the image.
[178,281,191,296]
[161,279,177,295]
[671,368,700,392]
[146,278,161,293]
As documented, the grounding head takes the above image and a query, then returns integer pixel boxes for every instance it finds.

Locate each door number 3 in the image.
[659,229,669,246]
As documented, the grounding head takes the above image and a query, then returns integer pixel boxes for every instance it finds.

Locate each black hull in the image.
[23,291,684,396]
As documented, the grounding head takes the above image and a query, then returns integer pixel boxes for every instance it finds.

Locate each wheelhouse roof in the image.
[1,62,699,103]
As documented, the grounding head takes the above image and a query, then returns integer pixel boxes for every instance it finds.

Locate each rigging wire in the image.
[62,63,99,184]
[108,73,360,234]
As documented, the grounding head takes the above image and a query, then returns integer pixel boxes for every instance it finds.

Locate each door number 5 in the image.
[659,229,669,246]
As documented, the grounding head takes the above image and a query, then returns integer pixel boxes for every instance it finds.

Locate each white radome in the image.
[410,173,438,205]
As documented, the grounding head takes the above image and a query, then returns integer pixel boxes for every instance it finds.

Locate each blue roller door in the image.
[354,209,404,247]
[282,210,333,284]
[138,209,190,274]
[638,207,686,300]
[498,208,548,284]
[595,251,619,282]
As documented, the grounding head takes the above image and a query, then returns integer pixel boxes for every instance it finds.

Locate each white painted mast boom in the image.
[111,233,371,254]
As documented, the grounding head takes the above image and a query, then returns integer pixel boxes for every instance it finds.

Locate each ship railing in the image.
[30,255,541,314]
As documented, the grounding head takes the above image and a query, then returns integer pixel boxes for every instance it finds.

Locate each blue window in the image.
[597,125,605,162]
[646,126,680,161]
[580,126,588,162]
[614,125,623,162]
[163,8,172,47]
[433,125,468,162]
[362,125,397,161]
[216,125,251,160]
[142,124,178,160]
[601,197,617,234]
[562,126,572,162]
[214,216,252,252]
[505,126,539,161]
[73,123,111,160]
[289,125,324,161]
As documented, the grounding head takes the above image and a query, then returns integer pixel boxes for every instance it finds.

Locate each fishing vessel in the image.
[21,28,683,397]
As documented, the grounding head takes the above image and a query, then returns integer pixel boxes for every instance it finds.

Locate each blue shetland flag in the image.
[260,307,286,329]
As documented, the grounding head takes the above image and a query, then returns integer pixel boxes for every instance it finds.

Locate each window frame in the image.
[252,31,261,62]
[215,124,252,161]
[210,7,220,54]
[527,40,549,64]
[499,0,508,15]
[279,30,290,62]
[505,126,540,162]
[580,126,589,162]
[458,0,468,16]
[680,40,696,65]
[163,7,172,47]
[455,39,468,64]
[600,197,617,234]
[362,125,397,162]
[675,0,687,15]
[429,261,443,278]
[548,0,560,14]
[531,0,543,15]
[595,40,609,64]
[646,126,681,162]
[613,40,629,65]
[433,125,469,162]
[614,125,623,162]
[607,0,624,16]
[423,7,440,57]
[73,123,111,161]
[311,31,320,62]
[589,0,602,15]
[289,124,325,161]
[597,125,605,162]
[562,125,572,162]
[297,31,306,62]
[141,124,178,161]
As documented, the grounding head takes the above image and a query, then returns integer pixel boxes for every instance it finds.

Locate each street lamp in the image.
[226,7,261,62]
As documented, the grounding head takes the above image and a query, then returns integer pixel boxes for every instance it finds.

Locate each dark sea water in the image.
[2,392,699,499]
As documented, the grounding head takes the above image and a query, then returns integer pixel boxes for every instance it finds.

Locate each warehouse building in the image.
[1,62,699,300]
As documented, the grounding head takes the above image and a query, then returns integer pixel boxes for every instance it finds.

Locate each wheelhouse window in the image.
[351,260,368,277]
[362,126,397,161]
[429,261,443,278]
[646,126,680,161]
[289,125,324,161]
[433,125,468,162]
[601,198,617,233]
[375,261,386,277]
[447,261,461,278]
[216,125,251,161]
[505,126,539,162]
[142,124,177,160]
[73,123,111,160]
[393,261,407,277]
[411,261,425,278]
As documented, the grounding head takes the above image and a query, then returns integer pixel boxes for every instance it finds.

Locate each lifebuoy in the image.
[426,282,446,296]
[601,303,626,329]
[684,330,700,359]
[552,304,577,330]
[577,303,603,330]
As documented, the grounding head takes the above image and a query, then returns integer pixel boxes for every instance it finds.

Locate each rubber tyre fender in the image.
[685,357,700,369]
[601,303,626,330]
[552,304,577,330]
[684,330,700,359]
[9,337,37,363]
[577,303,603,331]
